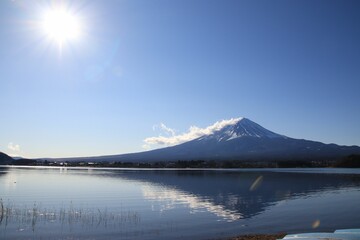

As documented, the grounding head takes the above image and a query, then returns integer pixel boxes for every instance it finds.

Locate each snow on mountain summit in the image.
[197,118,286,142]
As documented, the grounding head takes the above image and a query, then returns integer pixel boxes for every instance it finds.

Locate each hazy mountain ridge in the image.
[50,118,360,163]
[0,152,37,165]
[0,152,14,164]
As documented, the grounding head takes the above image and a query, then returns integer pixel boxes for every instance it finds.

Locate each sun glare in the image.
[42,8,82,47]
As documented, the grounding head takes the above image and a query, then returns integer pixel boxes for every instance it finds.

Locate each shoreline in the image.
[226,233,286,240]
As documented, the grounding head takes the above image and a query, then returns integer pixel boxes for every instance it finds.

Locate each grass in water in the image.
[0,199,140,231]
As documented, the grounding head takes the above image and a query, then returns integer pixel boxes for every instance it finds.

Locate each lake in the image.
[1,166,360,239]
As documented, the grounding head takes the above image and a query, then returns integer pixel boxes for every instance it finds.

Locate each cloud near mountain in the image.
[144,118,242,147]
[51,117,360,163]
[8,142,20,152]
[152,123,176,136]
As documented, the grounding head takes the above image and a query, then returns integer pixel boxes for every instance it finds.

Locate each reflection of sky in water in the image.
[3,172,18,191]
[0,167,142,207]
[1,167,360,239]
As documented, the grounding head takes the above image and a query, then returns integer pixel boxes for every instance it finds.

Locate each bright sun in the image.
[42,8,82,47]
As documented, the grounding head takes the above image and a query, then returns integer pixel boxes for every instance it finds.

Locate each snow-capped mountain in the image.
[196,117,286,142]
[56,118,360,163]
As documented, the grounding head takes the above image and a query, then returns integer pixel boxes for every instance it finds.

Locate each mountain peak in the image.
[233,118,285,138]
[198,117,286,142]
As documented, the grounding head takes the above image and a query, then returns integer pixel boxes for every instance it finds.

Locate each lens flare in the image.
[250,176,263,191]
[312,219,321,229]
[41,7,82,48]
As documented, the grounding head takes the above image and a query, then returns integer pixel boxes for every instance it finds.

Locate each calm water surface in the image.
[1,166,360,239]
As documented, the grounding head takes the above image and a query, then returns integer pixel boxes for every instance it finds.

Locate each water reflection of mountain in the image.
[112,170,360,220]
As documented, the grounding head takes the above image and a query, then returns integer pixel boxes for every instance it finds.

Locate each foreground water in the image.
[1,166,360,239]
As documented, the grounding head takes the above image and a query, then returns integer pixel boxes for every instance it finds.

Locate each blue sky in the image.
[1,0,359,158]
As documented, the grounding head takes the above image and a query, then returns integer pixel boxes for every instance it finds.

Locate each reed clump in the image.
[0,198,4,224]
[0,199,140,231]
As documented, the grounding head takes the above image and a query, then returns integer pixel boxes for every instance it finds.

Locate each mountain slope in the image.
[0,152,14,164]
[57,118,360,163]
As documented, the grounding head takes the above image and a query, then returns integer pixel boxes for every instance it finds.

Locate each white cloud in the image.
[144,117,242,148]
[8,142,20,152]
[152,123,176,136]
[142,144,151,151]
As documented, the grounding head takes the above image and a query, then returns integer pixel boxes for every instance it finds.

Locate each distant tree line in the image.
[6,154,360,168]
[334,154,360,168]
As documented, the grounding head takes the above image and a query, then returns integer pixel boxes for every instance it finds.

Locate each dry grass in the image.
[0,199,140,230]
